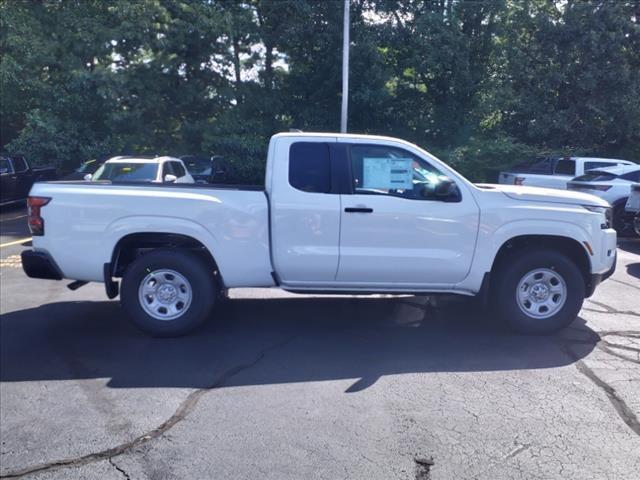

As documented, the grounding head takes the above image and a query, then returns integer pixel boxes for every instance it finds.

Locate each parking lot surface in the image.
[1,205,639,479]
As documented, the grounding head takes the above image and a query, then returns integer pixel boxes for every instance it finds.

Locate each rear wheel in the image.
[492,249,585,334]
[121,249,216,337]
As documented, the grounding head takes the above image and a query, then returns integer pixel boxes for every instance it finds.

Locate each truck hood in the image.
[476,184,609,207]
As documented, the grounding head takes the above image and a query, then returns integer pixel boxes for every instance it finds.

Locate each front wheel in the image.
[121,249,216,337]
[492,249,585,334]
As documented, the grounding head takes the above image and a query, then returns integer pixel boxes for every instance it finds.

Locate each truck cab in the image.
[0,155,57,205]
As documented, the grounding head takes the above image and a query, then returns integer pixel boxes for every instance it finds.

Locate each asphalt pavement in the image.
[1,205,639,479]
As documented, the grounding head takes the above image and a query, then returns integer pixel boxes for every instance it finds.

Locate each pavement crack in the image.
[573,357,640,437]
[609,278,640,291]
[0,335,296,479]
[597,330,640,365]
[560,331,640,436]
[584,300,640,318]
[414,457,434,480]
[108,457,130,480]
[574,359,640,435]
[504,442,531,460]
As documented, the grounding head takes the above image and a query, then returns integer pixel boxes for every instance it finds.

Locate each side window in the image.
[0,157,12,174]
[12,156,28,172]
[349,144,457,201]
[621,171,640,182]
[554,159,575,175]
[289,142,331,193]
[172,162,186,177]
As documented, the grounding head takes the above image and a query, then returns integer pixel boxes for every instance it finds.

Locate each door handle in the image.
[344,207,373,213]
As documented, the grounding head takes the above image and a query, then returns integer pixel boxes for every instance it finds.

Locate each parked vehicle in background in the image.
[499,157,634,189]
[0,155,57,206]
[568,164,640,236]
[624,183,640,236]
[88,156,195,184]
[180,155,213,183]
[21,133,617,338]
[62,158,106,180]
[180,155,228,184]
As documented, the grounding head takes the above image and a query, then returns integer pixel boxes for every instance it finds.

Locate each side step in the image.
[67,280,88,291]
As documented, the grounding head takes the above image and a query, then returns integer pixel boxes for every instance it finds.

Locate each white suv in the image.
[88,156,195,184]
[568,164,640,234]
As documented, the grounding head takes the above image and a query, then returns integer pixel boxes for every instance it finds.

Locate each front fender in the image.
[456,219,592,293]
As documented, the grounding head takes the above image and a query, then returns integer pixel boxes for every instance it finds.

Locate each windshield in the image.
[75,159,101,174]
[573,171,617,182]
[92,162,158,182]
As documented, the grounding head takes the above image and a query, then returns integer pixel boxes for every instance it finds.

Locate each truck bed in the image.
[29,181,274,287]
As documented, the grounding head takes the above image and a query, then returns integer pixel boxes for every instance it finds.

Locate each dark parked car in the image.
[62,158,106,180]
[180,155,228,183]
[0,155,57,205]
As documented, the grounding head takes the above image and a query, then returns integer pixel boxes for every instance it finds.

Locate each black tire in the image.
[120,249,216,337]
[491,249,585,335]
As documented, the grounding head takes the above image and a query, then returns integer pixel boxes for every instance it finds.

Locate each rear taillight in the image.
[27,196,51,236]
[514,177,525,185]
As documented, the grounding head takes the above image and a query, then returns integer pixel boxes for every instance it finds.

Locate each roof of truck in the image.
[273,131,404,142]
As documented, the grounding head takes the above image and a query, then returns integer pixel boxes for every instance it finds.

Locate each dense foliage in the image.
[1,0,639,182]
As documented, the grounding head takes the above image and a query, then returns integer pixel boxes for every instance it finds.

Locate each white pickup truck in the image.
[499,157,634,189]
[21,133,617,337]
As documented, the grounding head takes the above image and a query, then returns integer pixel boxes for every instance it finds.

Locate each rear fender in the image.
[105,215,222,274]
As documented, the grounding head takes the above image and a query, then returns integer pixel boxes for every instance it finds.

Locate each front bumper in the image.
[21,250,63,280]
[587,251,616,297]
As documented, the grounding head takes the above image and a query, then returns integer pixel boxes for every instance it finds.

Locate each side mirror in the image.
[430,177,461,202]
[164,174,177,183]
[434,177,455,197]
[83,173,93,181]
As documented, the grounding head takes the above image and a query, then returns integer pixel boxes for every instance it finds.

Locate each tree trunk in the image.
[232,31,242,101]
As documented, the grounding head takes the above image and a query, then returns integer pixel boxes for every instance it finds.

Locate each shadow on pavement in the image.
[0,296,598,391]
[618,239,640,255]
[626,263,640,280]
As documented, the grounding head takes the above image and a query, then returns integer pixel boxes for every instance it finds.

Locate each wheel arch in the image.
[490,234,591,292]
[109,232,225,288]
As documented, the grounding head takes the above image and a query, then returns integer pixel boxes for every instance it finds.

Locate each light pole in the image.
[340,0,349,133]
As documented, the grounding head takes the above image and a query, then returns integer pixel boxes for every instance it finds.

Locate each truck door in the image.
[0,157,16,203]
[337,142,480,287]
[548,158,576,189]
[11,156,33,199]
[269,137,343,285]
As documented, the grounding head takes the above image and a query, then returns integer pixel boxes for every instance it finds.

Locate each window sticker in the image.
[362,157,413,189]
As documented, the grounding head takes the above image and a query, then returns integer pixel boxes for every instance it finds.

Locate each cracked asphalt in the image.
[1,206,639,479]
